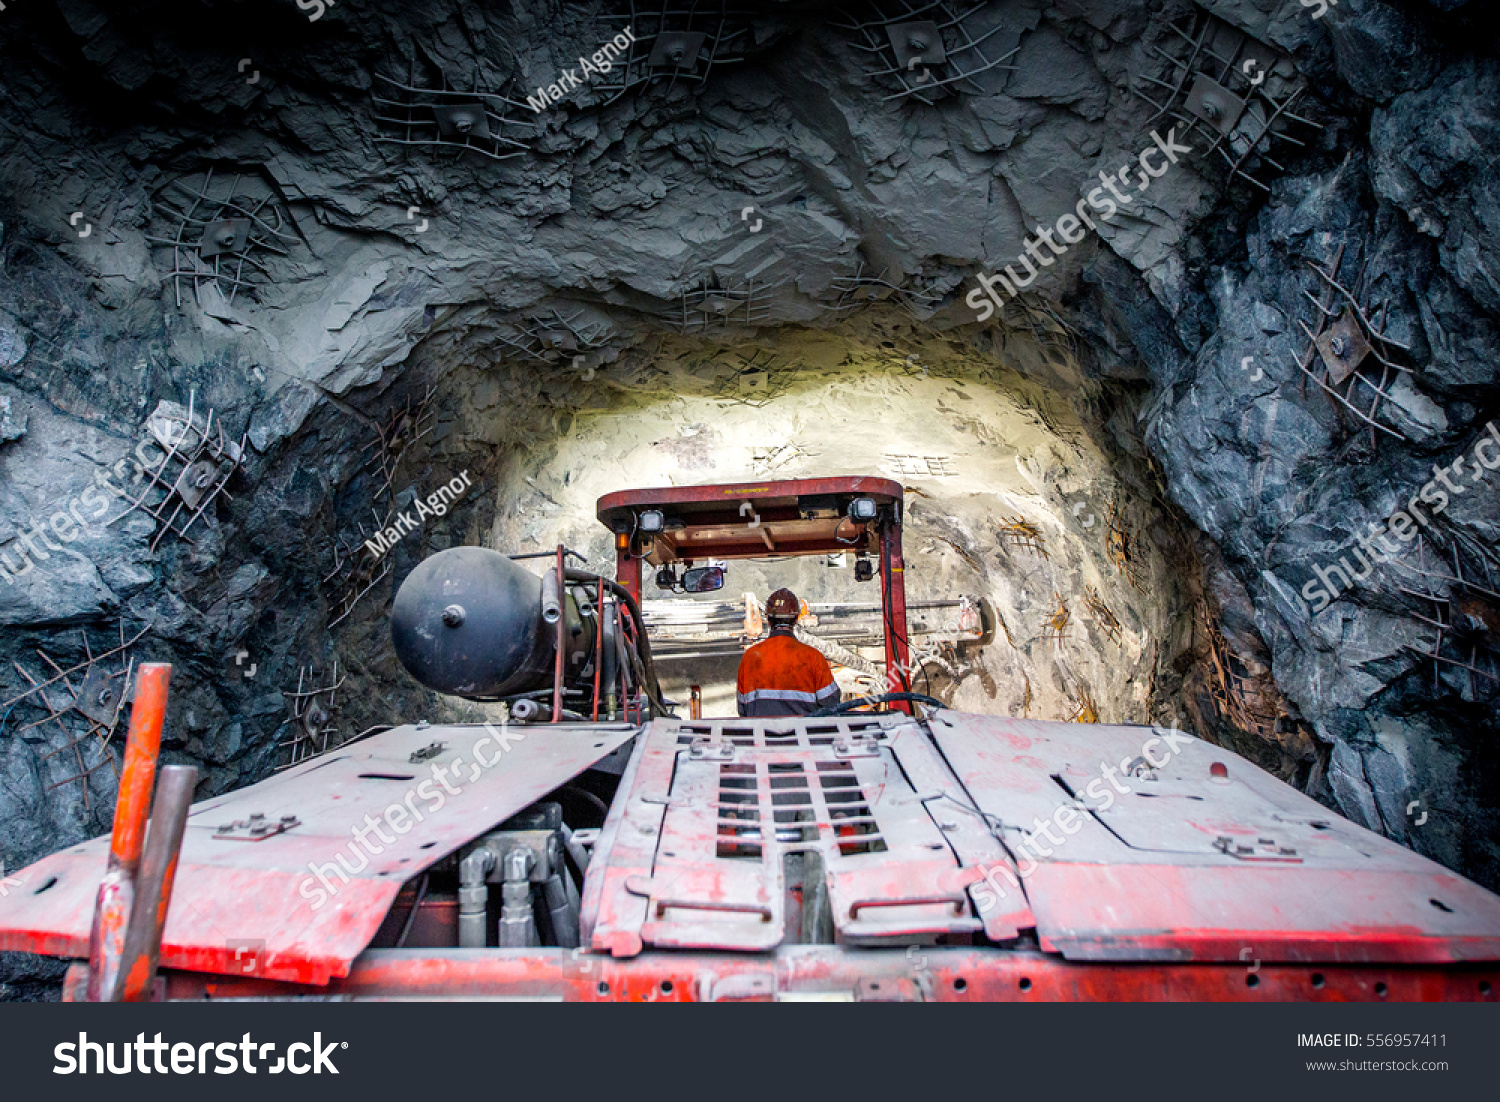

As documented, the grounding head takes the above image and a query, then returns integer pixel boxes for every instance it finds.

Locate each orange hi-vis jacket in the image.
[736,629,842,717]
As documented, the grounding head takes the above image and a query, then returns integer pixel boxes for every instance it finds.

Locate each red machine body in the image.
[2,476,1499,1001]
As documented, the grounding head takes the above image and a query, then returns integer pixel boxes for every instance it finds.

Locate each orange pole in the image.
[690,685,702,721]
[86,662,171,1002]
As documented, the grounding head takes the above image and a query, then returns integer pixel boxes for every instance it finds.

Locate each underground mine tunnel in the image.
[0,0,1498,1012]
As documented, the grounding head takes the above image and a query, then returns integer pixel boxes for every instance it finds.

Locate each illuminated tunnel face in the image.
[476,324,1195,729]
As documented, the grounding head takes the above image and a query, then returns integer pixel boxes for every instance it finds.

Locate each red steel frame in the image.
[597,476,913,713]
[83,949,1499,1003]
[6,475,1498,1003]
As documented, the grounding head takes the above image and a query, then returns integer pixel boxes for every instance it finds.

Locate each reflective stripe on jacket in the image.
[736,631,841,717]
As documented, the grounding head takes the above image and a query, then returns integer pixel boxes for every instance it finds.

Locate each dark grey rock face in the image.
[0,0,1497,1001]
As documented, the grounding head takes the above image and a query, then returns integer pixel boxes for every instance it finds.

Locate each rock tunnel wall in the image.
[0,0,1497,983]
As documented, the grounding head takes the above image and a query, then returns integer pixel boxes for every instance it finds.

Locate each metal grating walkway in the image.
[581,715,1032,956]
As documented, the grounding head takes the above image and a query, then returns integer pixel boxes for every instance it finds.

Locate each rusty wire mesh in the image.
[1067,685,1099,723]
[372,61,532,162]
[113,393,245,553]
[827,257,945,319]
[836,0,1020,105]
[145,168,300,309]
[995,516,1048,559]
[1291,242,1419,447]
[1133,6,1322,193]
[1207,623,1284,743]
[1104,496,1145,592]
[1397,532,1500,699]
[1083,584,1123,646]
[591,0,758,104]
[0,620,150,808]
[496,308,613,365]
[278,662,348,770]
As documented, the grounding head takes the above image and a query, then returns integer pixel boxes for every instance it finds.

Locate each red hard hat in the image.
[766,588,799,620]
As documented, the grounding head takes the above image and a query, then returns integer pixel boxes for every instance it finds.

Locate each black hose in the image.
[806,692,944,718]
[563,785,610,819]
[565,568,671,716]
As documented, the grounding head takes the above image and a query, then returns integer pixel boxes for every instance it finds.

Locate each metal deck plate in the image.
[0,722,636,984]
[581,716,1033,957]
[926,713,1500,963]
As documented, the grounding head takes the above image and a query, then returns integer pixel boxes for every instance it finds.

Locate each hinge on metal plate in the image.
[214,813,300,841]
[686,742,736,762]
[1213,835,1301,862]
[833,736,880,759]
[409,740,445,762]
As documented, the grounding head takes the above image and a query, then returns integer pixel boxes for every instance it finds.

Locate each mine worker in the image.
[736,588,842,717]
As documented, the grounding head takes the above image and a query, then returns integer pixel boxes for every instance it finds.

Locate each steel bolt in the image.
[442,604,466,627]
[1329,335,1348,357]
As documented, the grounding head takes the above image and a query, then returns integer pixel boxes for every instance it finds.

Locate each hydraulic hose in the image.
[565,568,671,716]
[806,691,944,718]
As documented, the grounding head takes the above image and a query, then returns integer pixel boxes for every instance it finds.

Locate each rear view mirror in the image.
[682,566,725,593]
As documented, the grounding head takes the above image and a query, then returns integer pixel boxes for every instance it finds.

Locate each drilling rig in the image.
[2,476,1499,1001]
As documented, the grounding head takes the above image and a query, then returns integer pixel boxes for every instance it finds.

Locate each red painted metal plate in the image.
[0,722,636,984]
[582,715,1033,957]
[926,713,1500,963]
